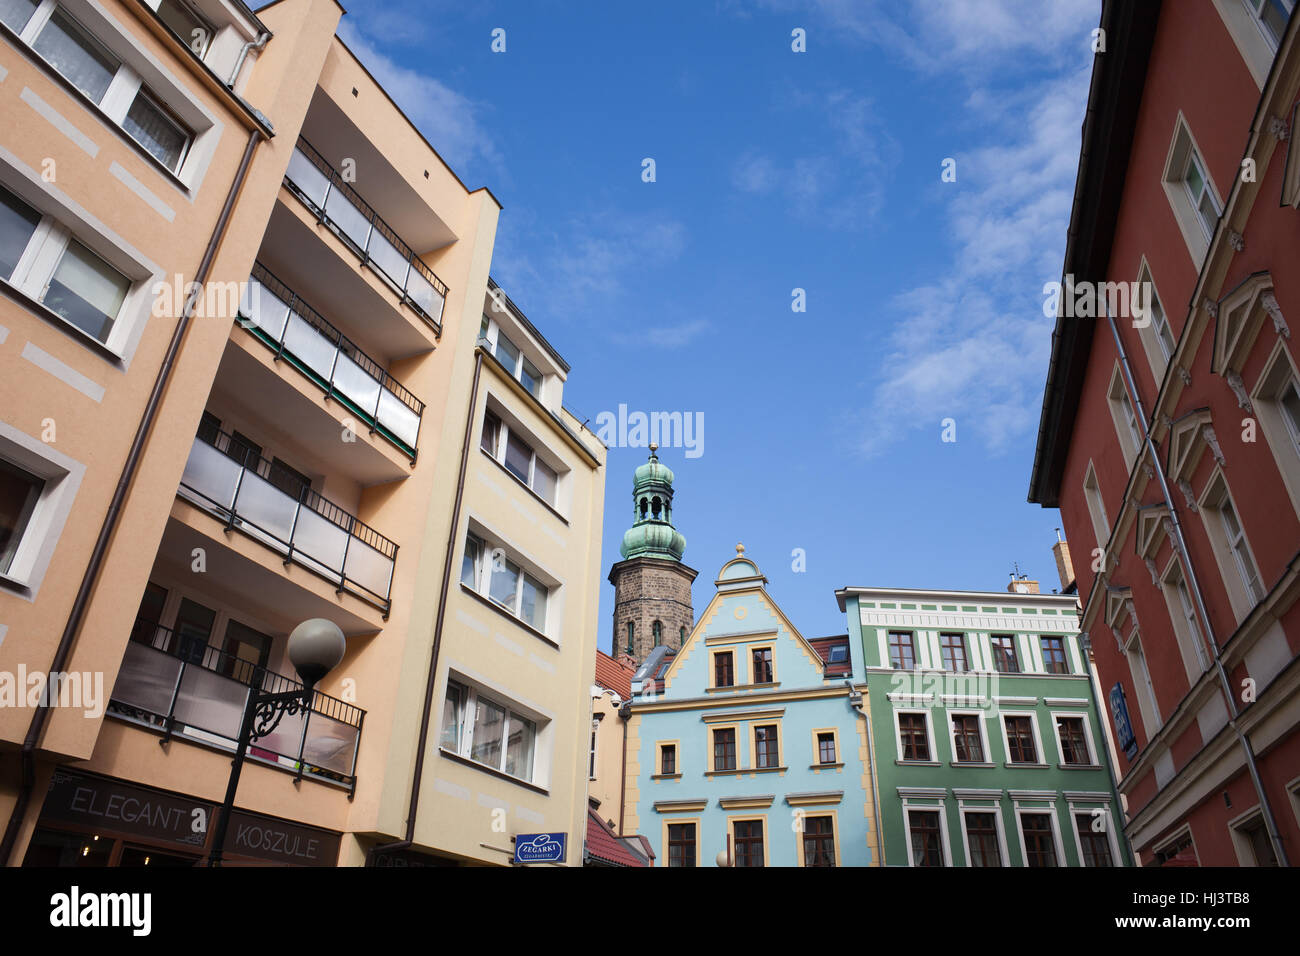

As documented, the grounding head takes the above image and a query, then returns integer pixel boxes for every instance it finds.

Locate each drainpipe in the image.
[1077,631,1136,866]
[1105,306,1289,866]
[617,700,630,836]
[852,683,884,867]
[0,128,265,866]
[227,31,271,89]
[369,349,484,864]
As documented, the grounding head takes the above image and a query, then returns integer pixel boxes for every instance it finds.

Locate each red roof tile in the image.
[594,649,634,699]
[585,809,648,867]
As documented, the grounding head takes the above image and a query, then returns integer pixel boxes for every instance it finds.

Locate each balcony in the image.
[238,263,424,460]
[108,620,364,793]
[177,426,398,615]
[283,137,448,333]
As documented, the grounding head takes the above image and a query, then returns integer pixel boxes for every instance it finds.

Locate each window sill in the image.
[811,762,844,770]
[706,681,780,693]
[895,760,941,767]
[438,747,548,795]
[459,582,558,650]
[0,279,124,365]
[704,766,787,777]
[0,570,32,595]
[1058,763,1104,771]
[651,773,682,781]
[480,446,569,525]
[1005,762,1050,769]
[949,761,996,768]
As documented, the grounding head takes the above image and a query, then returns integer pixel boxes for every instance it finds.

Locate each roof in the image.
[487,278,571,373]
[584,810,650,867]
[1027,0,1163,507]
[594,649,634,700]
[808,635,852,677]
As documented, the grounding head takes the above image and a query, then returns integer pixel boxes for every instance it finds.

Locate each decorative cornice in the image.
[785,791,844,807]
[719,795,775,810]
[1227,230,1245,252]
[1225,369,1253,412]
[1145,557,1161,588]
[1268,114,1291,141]
[1203,425,1225,466]
[653,799,708,813]
[1262,292,1290,339]
[1177,479,1198,512]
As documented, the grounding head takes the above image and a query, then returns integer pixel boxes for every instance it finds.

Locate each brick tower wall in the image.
[609,557,697,668]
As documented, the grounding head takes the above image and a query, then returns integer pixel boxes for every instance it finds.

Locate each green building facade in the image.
[837,586,1132,867]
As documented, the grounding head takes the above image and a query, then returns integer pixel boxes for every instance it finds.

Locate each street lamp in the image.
[207,618,346,866]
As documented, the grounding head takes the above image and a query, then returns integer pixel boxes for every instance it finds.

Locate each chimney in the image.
[1052,532,1075,593]
[1007,578,1040,594]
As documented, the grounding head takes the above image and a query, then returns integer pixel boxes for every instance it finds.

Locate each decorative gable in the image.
[1212,272,1289,376]
[1165,408,1219,484]
[1134,503,1170,560]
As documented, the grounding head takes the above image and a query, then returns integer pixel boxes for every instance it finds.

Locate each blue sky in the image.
[324,0,1101,649]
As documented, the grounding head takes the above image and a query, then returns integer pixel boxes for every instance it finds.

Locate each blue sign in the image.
[514,832,566,864]
[1109,682,1138,761]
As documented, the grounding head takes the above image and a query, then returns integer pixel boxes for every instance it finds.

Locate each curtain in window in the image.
[504,432,532,483]
[33,9,120,104]
[504,713,535,779]
[519,574,546,630]
[0,185,41,280]
[439,681,463,751]
[470,697,504,768]
[43,240,129,343]
[123,92,188,171]
[0,0,38,34]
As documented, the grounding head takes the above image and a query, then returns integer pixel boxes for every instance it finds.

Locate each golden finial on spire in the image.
[736,542,745,555]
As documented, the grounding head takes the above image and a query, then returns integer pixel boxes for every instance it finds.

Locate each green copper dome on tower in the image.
[620,444,686,561]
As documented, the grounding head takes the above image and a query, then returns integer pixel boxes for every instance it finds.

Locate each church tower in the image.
[608,444,697,668]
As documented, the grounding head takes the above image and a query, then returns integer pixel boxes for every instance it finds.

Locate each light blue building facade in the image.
[624,548,877,866]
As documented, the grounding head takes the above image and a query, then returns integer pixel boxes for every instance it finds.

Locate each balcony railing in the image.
[178,426,398,615]
[109,620,365,793]
[239,263,424,459]
[284,137,448,331]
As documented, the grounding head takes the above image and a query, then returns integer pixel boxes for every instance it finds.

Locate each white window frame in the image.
[480,313,547,400]
[1213,0,1292,88]
[1227,805,1280,866]
[1197,469,1266,619]
[1107,363,1143,468]
[479,404,564,511]
[947,709,991,765]
[1039,635,1071,675]
[1050,711,1098,767]
[1162,116,1223,265]
[1160,555,1212,685]
[1083,461,1110,552]
[902,801,951,867]
[1014,806,1066,868]
[999,710,1045,766]
[459,527,557,638]
[893,708,936,763]
[7,0,220,187]
[1068,803,1121,867]
[1250,339,1300,520]
[439,676,543,786]
[958,805,1009,867]
[1123,627,1162,734]
[1133,258,1177,381]
[0,420,85,599]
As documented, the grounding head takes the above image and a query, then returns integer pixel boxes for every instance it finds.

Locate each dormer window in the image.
[491,328,542,398]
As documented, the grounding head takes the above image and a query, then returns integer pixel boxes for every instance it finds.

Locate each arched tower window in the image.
[626,621,635,654]
[679,626,686,646]
[639,497,648,519]
[653,621,662,646]
[651,496,662,519]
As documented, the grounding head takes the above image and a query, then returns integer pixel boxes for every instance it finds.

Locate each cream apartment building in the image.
[0,0,604,866]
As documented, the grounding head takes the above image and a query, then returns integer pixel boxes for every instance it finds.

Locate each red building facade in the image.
[1030,0,1300,866]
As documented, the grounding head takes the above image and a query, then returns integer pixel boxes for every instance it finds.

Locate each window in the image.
[625,621,634,654]
[490,328,543,398]
[155,0,214,59]
[713,728,736,771]
[460,531,550,633]
[990,635,1019,673]
[751,647,773,684]
[441,679,537,782]
[951,714,984,763]
[0,184,135,348]
[652,621,662,647]
[1108,366,1143,467]
[1135,263,1177,377]
[218,618,269,680]
[964,812,1002,867]
[24,6,195,173]
[714,651,734,688]
[1235,813,1279,866]
[940,633,967,672]
[733,819,764,867]
[1040,637,1069,674]
[1083,462,1110,550]
[1076,812,1114,866]
[827,644,848,664]
[1199,473,1265,619]
[481,409,559,506]
[660,744,676,775]
[1250,345,1300,521]
[1217,487,1265,603]
[173,597,215,664]
[1004,715,1038,764]
[1020,813,1059,867]
[754,725,779,769]
[588,723,597,779]
[0,458,45,576]
[888,631,916,669]
[1126,631,1162,732]
[1056,717,1092,765]
[1182,149,1221,241]
[1163,560,1211,682]
[1163,119,1222,263]
[908,810,943,867]
[667,823,696,868]
[1247,0,1294,48]
[0,0,39,34]
[899,712,931,761]
[802,816,835,867]
[816,732,837,765]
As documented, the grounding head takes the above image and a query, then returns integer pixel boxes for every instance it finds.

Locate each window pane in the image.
[33,9,120,104]
[488,555,520,611]
[1184,155,1205,197]
[156,0,211,57]
[495,332,519,372]
[470,696,505,769]
[532,457,557,504]
[519,573,547,630]
[1280,380,1300,441]
[43,239,129,343]
[520,357,541,396]
[0,458,45,574]
[439,681,464,750]
[0,185,41,281]
[504,431,532,483]
[123,91,189,171]
[460,534,481,589]
[504,712,535,779]
[480,411,500,456]
[0,0,39,34]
